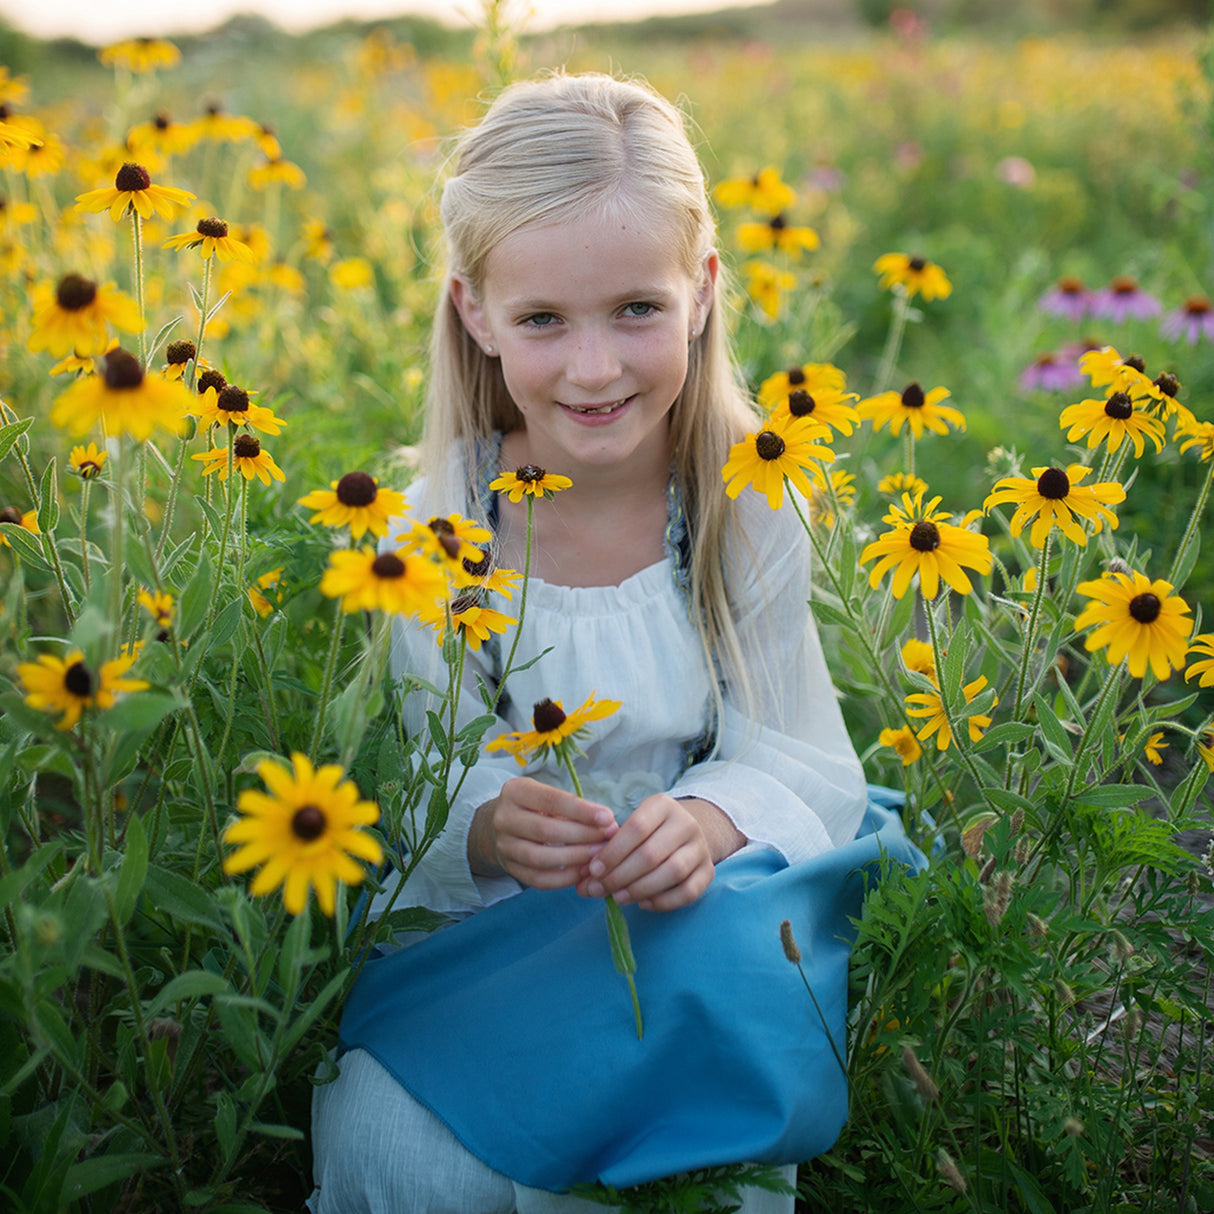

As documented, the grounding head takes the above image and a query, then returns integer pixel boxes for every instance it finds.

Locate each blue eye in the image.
[524,312,557,327]
[623,302,656,318]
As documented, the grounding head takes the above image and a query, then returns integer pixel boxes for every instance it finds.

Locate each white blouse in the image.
[370,451,867,920]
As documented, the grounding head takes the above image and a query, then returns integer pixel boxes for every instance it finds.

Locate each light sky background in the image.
[0,0,770,45]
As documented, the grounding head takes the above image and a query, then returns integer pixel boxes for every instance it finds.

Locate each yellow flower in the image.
[860,490,992,599]
[248,567,285,617]
[17,648,149,731]
[874,253,952,301]
[298,473,408,541]
[137,588,174,628]
[196,384,285,435]
[1142,732,1167,766]
[303,219,334,263]
[163,340,198,380]
[187,104,261,146]
[1178,420,1214,463]
[900,638,936,679]
[1074,570,1193,680]
[722,412,835,511]
[222,752,383,917]
[905,676,995,751]
[28,275,143,358]
[445,597,517,651]
[192,434,285,485]
[713,166,796,212]
[0,506,39,547]
[983,465,1124,548]
[126,110,196,157]
[50,349,191,442]
[489,465,573,503]
[99,37,181,72]
[248,158,306,190]
[769,380,861,439]
[809,469,856,527]
[330,257,374,290]
[485,692,621,766]
[75,162,195,222]
[857,382,965,439]
[0,119,40,152]
[401,514,494,569]
[1078,346,1153,394]
[163,216,256,263]
[737,214,819,259]
[1198,730,1214,774]
[1184,634,1214,688]
[743,260,796,321]
[0,67,30,105]
[319,547,448,617]
[878,472,929,497]
[757,363,847,413]
[454,548,523,599]
[1059,390,1165,458]
[69,443,107,480]
[879,725,922,766]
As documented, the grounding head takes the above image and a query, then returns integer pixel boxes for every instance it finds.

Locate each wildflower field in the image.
[2,4,1214,1211]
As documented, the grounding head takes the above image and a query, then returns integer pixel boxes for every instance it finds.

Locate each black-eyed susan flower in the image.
[164,216,255,263]
[248,157,306,191]
[0,68,29,106]
[860,490,992,599]
[1078,345,1148,389]
[69,442,107,480]
[297,472,407,541]
[857,382,965,439]
[99,37,181,73]
[905,676,995,751]
[50,348,192,442]
[28,274,143,358]
[1074,570,1193,680]
[1142,732,1168,766]
[485,692,621,766]
[137,588,174,628]
[222,752,383,916]
[163,340,197,380]
[0,505,39,547]
[444,596,517,651]
[874,253,952,301]
[455,548,523,599]
[188,102,261,146]
[878,472,929,497]
[0,118,41,152]
[808,469,856,527]
[743,260,796,321]
[330,257,374,290]
[248,567,285,617]
[722,412,834,511]
[900,638,936,679]
[75,161,195,222]
[879,725,922,766]
[1184,635,1214,687]
[737,214,819,259]
[774,384,861,438]
[1178,420,1214,463]
[1059,389,1165,458]
[127,110,195,157]
[489,465,573,503]
[757,362,846,409]
[319,547,448,617]
[1198,730,1214,774]
[192,434,285,485]
[17,648,148,731]
[404,514,494,568]
[196,384,285,435]
[713,166,795,212]
[303,219,334,263]
[983,465,1125,548]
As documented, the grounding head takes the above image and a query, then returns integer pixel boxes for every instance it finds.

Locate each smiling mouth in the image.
[563,396,632,416]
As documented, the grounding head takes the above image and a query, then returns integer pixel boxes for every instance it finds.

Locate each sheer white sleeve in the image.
[666,491,867,863]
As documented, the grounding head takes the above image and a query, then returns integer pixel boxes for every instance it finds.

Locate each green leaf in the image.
[214,1091,238,1166]
[37,456,60,533]
[0,415,35,462]
[971,721,1038,753]
[1032,692,1074,766]
[179,550,214,640]
[210,596,248,651]
[0,842,65,912]
[426,710,451,760]
[809,599,856,630]
[144,864,228,932]
[113,813,148,926]
[62,1152,166,1200]
[247,1121,305,1141]
[0,521,51,569]
[1072,784,1150,809]
[147,970,231,1019]
[280,968,349,1057]
[99,690,182,734]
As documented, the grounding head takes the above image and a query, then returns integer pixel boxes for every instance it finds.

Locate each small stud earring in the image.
[485,343,494,355]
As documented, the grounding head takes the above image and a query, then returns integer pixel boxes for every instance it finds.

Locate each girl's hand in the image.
[469,776,618,890]
[576,795,746,912]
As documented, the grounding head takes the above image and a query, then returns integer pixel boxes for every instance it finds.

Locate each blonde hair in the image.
[421,70,759,702]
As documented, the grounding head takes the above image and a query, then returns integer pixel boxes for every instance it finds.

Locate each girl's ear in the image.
[449,273,495,354]
[693,250,720,332]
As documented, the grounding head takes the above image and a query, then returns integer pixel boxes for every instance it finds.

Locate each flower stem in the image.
[80,479,92,589]
[491,494,533,712]
[874,289,911,394]
[1167,458,1214,589]
[189,258,213,390]
[130,209,147,368]
[310,598,347,757]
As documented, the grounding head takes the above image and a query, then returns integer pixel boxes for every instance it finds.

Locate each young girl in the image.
[308,71,916,1213]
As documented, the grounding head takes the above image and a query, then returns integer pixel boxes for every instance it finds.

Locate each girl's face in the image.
[452,205,716,486]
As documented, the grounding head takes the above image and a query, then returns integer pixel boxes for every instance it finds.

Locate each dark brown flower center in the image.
[909,520,940,552]
[197,216,228,238]
[0,506,23,524]
[516,464,546,483]
[769,213,787,231]
[370,552,406,579]
[787,389,815,417]
[1058,276,1085,294]
[901,382,926,409]
[532,698,567,732]
[291,805,326,841]
[1184,295,1211,316]
[1111,276,1138,295]
[450,593,479,615]
[197,368,227,395]
[77,460,102,480]
[755,431,785,460]
[103,349,144,390]
[154,111,171,130]
[908,256,926,272]
[64,660,93,697]
[166,339,196,366]
[1154,372,1180,398]
[217,384,250,415]
[786,366,806,386]
[1123,354,1146,373]
[56,273,97,311]
[1036,467,1070,499]
[335,471,377,506]
[429,517,455,535]
[463,548,492,577]
[1104,392,1133,420]
[233,434,261,459]
[1129,592,1161,623]
[115,162,151,192]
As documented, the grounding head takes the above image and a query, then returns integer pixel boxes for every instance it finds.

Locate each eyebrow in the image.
[500,285,678,312]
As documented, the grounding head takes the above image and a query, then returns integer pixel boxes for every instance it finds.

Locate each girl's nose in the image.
[566,330,622,392]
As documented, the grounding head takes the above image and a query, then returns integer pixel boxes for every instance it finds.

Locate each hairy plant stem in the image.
[130,209,148,368]
[873,288,911,394]
[309,598,347,757]
[491,493,534,713]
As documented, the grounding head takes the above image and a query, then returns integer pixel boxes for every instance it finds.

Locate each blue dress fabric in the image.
[337,787,922,1193]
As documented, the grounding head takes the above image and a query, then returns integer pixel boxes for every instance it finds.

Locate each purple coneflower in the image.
[1088,276,1162,324]
[1019,350,1086,393]
[1160,295,1214,346]
[1037,276,1090,322]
